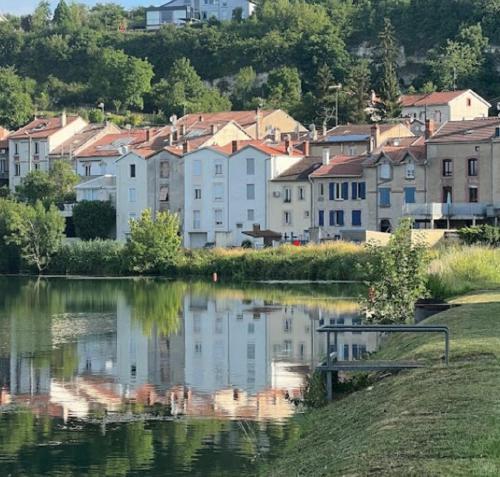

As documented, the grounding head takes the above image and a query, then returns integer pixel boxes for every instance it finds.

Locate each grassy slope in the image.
[264,293,500,476]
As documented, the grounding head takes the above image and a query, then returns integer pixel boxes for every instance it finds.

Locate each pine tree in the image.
[53,0,72,31]
[377,18,401,118]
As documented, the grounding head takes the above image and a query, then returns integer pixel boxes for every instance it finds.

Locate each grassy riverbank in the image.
[263,292,500,476]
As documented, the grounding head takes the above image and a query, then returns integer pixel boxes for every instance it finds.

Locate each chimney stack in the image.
[167,132,173,145]
[210,124,218,135]
[231,140,239,153]
[284,134,291,154]
[425,119,435,139]
[182,140,190,154]
[370,123,380,151]
[302,140,310,157]
[61,110,67,127]
[198,115,204,122]
[180,124,186,137]
[146,128,151,142]
[322,148,330,166]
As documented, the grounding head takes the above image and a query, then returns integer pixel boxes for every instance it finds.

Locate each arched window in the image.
[468,158,478,176]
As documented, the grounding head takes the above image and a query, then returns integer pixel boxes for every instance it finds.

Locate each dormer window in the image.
[379,162,391,180]
[405,160,415,179]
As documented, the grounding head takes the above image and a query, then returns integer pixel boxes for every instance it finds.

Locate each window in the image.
[404,187,416,204]
[247,209,254,221]
[214,163,223,176]
[467,97,472,107]
[442,159,453,177]
[194,188,202,199]
[329,210,344,226]
[248,323,254,334]
[84,164,91,176]
[352,210,362,226]
[284,187,292,203]
[319,183,324,196]
[14,143,18,155]
[246,158,255,175]
[283,211,292,225]
[298,186,305,200]
[159,186,169,202]
[468,158,478,176]
[246,184,255,200]
[160,161,169,178]
[406,161,415,179]
[329,182,343,200]
[129,212,136,221]
[318,210,324,226]
[348,145,357,155]
[193,160,202,176]
[442,186,452,203]
[193,210,201,229]
[351,181,366,200]
[434,110,442,123]
[34,142,39,155]
[34,163,39,171]
[0,159,5,173]
[84,189,97,201]
[214,183,224,201]
[214,208,223,227]
[130,164,136,178]
[469,186,478,203]
[284,318,292,332]
[379,187,391,207]
[128,188,136,203]
[15,163,20,176]
[379,163,391,180]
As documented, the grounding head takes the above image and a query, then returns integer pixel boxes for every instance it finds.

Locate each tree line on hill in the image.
[0,0,498,130]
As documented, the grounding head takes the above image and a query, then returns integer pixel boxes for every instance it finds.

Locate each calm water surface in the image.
[0,277,373,476]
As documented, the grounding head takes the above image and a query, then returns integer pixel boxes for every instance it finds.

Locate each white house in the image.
[400,89,491,126]
[183,140,304,248]
[8,113,87,190]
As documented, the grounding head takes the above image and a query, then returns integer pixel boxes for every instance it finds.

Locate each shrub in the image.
[49,240,127,275]
[73,200,116,240]
[458,225,500,246]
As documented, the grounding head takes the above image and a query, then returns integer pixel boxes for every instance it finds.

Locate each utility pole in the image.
[329,84,342,127]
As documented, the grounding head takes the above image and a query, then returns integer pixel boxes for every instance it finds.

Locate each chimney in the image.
[167,132,174,145]
[322,148,330,166]
[210,124,218,135]
[302,140,310,157]
[273,128,281,143]
[284,134,291,154]
[198,115,204,122]
[370,123,380,151]
[61,110,67,127]
[182,140,190,154]
[180,124,186,137]
[425,119,435,139]
[231,140,239,153]
[146,128,151,142]
[173,130,178,142]
[256,107,263,140]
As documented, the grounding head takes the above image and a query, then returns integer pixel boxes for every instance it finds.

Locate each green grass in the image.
[263,293,500,476]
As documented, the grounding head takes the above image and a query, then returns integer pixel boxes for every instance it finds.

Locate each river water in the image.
[0,277,374,476]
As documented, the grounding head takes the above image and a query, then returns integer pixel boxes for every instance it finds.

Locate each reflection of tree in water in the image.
[126,280,186,337]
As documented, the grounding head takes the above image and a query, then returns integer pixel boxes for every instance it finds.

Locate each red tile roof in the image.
[310,154,365,177]
[76,130,153,158]
[427,117,500,143]
[365,136,426,164]
[10,116,81,139]
[50,123,119,156]
[400,90,468,107]
[177,110,276,129]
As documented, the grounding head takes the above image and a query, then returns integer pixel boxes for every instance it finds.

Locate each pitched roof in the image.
[50,123,119,156]
[316,123,401,143]
[310,154,365,178]
[76,130,153,158]
[400,90,476,107]
[272,156,322,182]
[427,117,500,143]
[10,116,81,139]
[177,110,277,129]
[364,136,426,165]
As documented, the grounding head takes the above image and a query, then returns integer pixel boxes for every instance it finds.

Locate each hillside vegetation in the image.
[0,0,498,130]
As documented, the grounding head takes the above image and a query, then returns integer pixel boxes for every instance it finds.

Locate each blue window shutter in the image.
[337,210,344,226]
[319,210,324,226]
[359,182,366,199]
[329,182,334,200]
[379,188,390,206]
[404,187,416,204]
[342,182,349,200]
[329,210,335,225]
[351,182,358,200]
[352,210,362,226]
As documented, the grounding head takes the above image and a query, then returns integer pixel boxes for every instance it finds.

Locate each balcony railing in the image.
[403,202,495,218]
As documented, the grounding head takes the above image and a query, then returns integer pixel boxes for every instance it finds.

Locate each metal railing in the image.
[403,202,491,218]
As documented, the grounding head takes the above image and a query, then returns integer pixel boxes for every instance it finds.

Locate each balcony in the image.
[403,202,496,219]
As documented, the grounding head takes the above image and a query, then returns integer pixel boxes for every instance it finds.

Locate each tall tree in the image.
[0,67,34,129]
[31,1,51,32]
[231,66,258,110]
[344,59,371,123]
[377,18,401,118]
[53,0,72,31]
[265,66,302,112]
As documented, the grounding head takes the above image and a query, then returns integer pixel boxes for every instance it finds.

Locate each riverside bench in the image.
[316,324,450,400]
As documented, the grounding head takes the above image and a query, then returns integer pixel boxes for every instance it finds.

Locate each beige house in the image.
[400,89,491,126]
[310,122,414,158]
[8,113,88,190]
[404,117,500,228]
[309,150,368,240]
[268,155,322,242]
[363,136,427,232]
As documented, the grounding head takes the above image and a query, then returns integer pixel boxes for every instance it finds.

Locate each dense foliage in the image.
[457,224,500,246]
[72,200,116,240]
[0,0,497,128]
